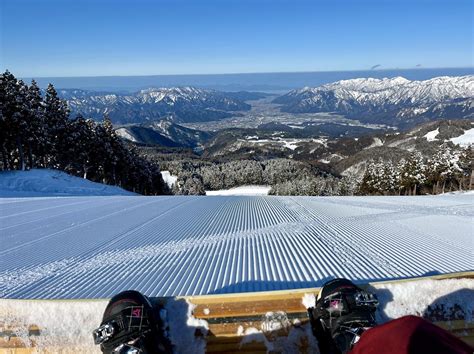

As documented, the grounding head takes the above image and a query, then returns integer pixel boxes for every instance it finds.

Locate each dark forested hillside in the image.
[0,71,167,195]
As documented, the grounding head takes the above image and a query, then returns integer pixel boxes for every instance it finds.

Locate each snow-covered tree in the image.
[399,152,426,195]
[359,159,385,194]
[173,172,205,195]
[1,73,31,170]
[25,80,46,168]
[43,83,69,168]
[457,147,473,190]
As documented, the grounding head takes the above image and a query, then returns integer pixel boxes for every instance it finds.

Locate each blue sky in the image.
[1,0,472,77]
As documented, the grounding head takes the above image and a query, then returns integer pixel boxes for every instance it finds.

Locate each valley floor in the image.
[1,194,472,299]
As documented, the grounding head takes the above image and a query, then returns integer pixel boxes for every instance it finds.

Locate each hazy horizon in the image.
[20,67,474,92]
[19,65,474,79]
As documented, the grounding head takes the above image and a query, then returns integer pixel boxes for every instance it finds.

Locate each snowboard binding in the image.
[308,278,379,354]
[93,290,172,354]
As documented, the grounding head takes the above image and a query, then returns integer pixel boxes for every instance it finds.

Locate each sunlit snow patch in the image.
[450,128,474,147]
[423,127,439,142]
[115,128,138,142]
[0,299,107,351]
[161,170,178,188]
[206,185,271,196]
[365,137,384,149]
[165,299,208,354]
[0,169,134,197]
[302,293,317,309]
[240,327,274,351]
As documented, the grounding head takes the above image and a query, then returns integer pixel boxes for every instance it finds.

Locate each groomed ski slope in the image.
[0,194,473,299]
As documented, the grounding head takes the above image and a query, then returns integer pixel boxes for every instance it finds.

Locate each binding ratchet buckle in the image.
[93,321,117,345]
[354,290,378,308]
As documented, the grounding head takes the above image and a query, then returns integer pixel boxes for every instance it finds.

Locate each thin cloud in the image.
[416,64,422,67]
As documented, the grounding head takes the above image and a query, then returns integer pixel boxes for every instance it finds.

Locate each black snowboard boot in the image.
[308,278,378,354]
[93,290,172,353]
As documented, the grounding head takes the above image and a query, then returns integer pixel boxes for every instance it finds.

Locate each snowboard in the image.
[1,271,473,353]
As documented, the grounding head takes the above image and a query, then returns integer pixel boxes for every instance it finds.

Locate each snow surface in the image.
[0,298,107,351]
[0,194,473,299]
[161,170,178,188]
[372,278,474,323]
[450,128,474,146]
[365,137,384,149]
[165,299,208,354]
[243,138,327,150]
[206,185,271,196]
[115,127,137,142]
[0,169,134,197]
[423,127,440,142]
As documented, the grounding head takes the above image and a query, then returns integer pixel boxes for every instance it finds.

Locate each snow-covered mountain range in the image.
[274,76,474,126]
[58,87,252,124]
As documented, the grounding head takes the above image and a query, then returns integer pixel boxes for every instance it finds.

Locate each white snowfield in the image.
[423,127,439,142]
[161,170,178,189]
[206,185,271,196]
[0,194,473,299]
[115,127,138,142]
[450,127,474,147]
[0,169,134,197]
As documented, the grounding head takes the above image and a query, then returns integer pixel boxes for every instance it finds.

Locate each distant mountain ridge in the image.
[115,119,212,150]
[274,76,474,127]
[58,87,257,124]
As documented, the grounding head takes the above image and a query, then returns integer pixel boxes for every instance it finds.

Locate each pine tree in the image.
[43,84,69,168]
[381,160,399,194]
[1,72,30,170]
[100,114,120,184]
[427,145,464,194]
[359,160,381,194]
[399,152,426,195]
[0,71,9,169]
[457,147,473,190]
[25,80,45,168]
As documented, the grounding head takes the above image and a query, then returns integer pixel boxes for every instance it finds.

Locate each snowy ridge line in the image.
[275,75,474,117]
[0,195,472,299]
